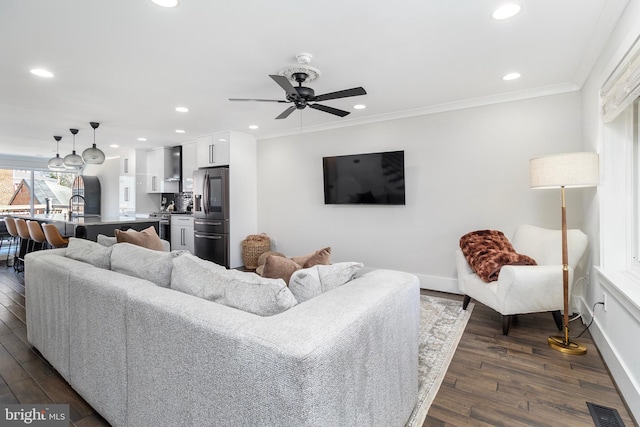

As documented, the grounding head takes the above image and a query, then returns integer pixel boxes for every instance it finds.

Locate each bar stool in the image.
[42,224,70,248]
[27,221,47,251]
[3,217,19,268]
[14,218,31,271]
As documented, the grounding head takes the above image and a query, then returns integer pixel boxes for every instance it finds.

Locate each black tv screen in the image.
[323,150,406,205]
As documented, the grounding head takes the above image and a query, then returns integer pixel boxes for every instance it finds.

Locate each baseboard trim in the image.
[576,295,640,424]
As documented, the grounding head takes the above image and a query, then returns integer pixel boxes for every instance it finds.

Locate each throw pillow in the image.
[115,226,165,251]
[291,247,331,268]
[257,251,286,267]
[289,262,363,303]
[111,242,185,287]
[261,255,302,284]
[97,234,117,247]
[171,254,298,316]
[65,237,113,269]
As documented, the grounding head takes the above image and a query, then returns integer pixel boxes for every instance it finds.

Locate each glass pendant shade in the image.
[48,136,66,171]
[64,151,84,168]
[64,128,84,169]
[48,154,66,171]
[82,122,105,164]
[82,144,105,164]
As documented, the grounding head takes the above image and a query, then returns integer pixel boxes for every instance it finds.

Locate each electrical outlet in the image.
[602,292,607,312]
[271,238,278,248]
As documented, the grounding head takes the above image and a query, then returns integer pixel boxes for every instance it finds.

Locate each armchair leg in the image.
[462,295,471,310]
[502,315,513,335]
[551,310,563,331]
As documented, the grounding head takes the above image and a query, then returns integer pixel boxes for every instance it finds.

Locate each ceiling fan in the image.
[229,72,367,120]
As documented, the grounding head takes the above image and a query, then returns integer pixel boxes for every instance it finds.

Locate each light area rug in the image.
[405,295,474,427]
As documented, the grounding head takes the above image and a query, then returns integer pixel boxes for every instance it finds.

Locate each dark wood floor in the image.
[0,258,635,426]
[421,289,637,427]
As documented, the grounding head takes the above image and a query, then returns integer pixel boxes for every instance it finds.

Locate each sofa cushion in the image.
[66,237,112,269]
[291,247,331,268]
[289,262,363,303]
[261,255,301,285]
[111,243,183,287]
[171,254,298,316]
[115,226,165,251]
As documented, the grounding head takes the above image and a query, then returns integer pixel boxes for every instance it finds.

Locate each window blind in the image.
[601,35,640,123]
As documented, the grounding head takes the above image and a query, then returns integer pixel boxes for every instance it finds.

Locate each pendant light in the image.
[64,128,84,169]
[82,122,105,164]
[47,135,66,171]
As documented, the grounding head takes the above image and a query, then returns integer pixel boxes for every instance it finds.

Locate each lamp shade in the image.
[530,152,599,189]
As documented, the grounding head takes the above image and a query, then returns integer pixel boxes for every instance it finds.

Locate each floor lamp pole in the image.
[547,186,587,355]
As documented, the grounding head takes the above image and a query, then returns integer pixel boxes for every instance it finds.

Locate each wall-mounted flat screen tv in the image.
[323,150,406,205]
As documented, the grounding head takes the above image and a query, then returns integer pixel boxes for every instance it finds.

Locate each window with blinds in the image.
[601,35,640,123]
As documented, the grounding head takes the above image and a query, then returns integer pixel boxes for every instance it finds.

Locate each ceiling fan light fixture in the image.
[64,128,84,169]
[48,135,66,171]
[82,122,105,164]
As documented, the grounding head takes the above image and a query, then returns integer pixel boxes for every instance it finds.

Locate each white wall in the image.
[257,91,583,293]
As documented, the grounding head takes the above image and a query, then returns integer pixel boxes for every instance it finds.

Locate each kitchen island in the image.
[18,214,160,241]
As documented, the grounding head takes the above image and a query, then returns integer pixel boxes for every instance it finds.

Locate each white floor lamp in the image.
[529,152,599,355]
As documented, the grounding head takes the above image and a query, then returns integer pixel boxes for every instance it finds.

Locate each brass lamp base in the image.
[548,335,587,355]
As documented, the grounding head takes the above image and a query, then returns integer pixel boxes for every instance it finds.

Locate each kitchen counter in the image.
[19,214,160,241]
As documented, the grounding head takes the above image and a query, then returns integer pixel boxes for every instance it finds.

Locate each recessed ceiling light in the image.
[249,125,259,130]
[491,3,521,20]
[30,68,54,78]
[110,144,119,148]
[175,129,186,133]
[150,0,178,7]
[175,106,189,113]
[137,137,147,141]
[503,72,522,81]
[354,104,366,110]
[218,138,227,142]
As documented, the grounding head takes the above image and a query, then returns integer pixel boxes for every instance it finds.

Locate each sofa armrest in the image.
[125,269,419,427]
[496,264,573,314]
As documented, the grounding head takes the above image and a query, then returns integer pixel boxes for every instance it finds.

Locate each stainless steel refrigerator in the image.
[193,167,230,267]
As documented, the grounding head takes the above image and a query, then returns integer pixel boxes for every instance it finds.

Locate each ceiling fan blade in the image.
[229,98,288,103]
[308,103,350,117]
[269,75,298,97]
[276,106,297,120]
[315,87,367,102]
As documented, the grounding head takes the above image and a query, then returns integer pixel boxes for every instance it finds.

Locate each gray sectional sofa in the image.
[25,242,420,427]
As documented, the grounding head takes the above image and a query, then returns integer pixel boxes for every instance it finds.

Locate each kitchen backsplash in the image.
[162,191,193,212]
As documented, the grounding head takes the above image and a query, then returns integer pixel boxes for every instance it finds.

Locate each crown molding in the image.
[258,82,581,141]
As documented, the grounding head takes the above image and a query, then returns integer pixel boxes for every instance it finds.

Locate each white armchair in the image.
[455,224,588,335]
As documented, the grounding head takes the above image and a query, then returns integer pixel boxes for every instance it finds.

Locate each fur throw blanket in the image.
[459,230,537,282]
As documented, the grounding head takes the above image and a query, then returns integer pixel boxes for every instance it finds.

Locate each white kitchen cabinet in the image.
[146,147,179,193]
[171,215,194,252]
[119,176,136,215]
[196,132,230,168]
[119,148,135,176]
[181,141,196,191]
